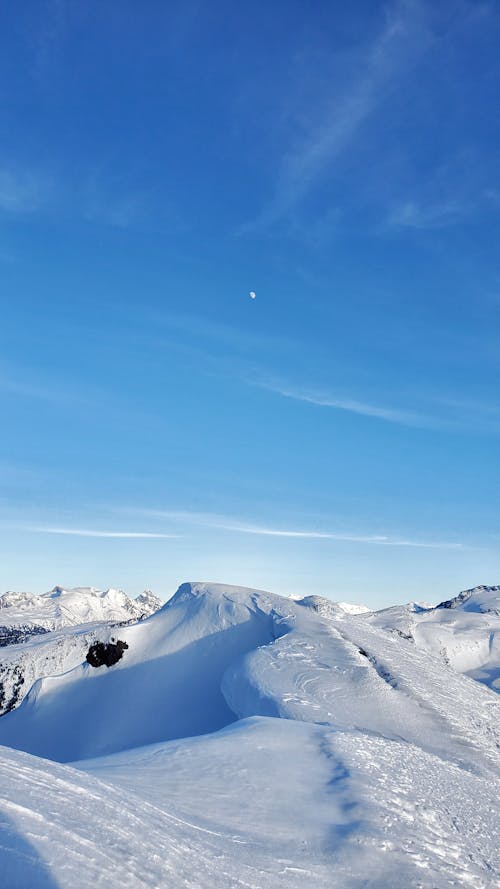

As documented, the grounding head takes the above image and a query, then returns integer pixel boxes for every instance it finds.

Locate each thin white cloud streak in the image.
[126,507,462,550]
[28,527,180,539]
[254,378,500,434]
[221,524,462,549]
[387,198,467,229]
[255,379,433,428]
[145,315,499,434]
[251,0,432,227]
[387,187,500,230]
[138,317,439,432]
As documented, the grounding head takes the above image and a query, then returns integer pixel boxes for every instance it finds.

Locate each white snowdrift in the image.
[0,717,498,889]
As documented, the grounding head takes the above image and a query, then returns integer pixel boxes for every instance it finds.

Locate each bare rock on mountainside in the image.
[86,639,129,668]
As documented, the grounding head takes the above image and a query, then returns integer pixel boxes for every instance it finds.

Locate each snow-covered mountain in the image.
[0,580,498,888]
[436,583,500,613]
[365,584,500,692]
[0,585,163,715]
[0,585,163,637]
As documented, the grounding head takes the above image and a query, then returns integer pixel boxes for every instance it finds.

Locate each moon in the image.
[249,291,256,300]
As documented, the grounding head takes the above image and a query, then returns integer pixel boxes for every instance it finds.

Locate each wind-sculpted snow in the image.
[0,581,499,887]
[0,718,498,889]
[81,718,499,888]
[222,594,500,778]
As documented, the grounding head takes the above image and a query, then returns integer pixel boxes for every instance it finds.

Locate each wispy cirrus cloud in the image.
[253,379,434,428]
[387,198,466,229]
[386,186,500,229]
[136,310,431,430]
[122,506,463,550]
[256,378,500,433]
[243,1,500,236]
[248,0,433,229]
[133,311,500,433]
[27,526,179,539]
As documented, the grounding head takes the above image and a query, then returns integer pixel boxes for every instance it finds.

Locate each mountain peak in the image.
[436,585,500,614]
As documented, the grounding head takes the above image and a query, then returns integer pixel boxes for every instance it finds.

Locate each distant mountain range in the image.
[0,585,162,637]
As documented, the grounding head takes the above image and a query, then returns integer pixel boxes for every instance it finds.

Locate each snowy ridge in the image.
[223,590,500,777]
[435,584,500,614]
[0,580,498,887]
[0,582,280,760]
[0,585,163,632]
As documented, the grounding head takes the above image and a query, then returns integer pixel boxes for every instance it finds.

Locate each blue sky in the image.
[1,0,499,606]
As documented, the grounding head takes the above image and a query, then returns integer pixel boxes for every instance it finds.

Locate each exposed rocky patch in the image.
[0,665,25,713]
[0,627,105,716]
[0,625,49,647]
[357,646,398,688]
[391,627,415,643]
[86,639,129,668]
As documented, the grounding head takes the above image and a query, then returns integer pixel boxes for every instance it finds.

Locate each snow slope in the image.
[0,622,123,716]
[0,582,498,774]
[81,718,499,888]
[0,583,280,760]
[0,580,498,888]
[0,718,498,889]
[222,590,500,778]
[0,586,163,715]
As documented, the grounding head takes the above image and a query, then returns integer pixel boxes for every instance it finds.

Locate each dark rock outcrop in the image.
[86,639,129,668]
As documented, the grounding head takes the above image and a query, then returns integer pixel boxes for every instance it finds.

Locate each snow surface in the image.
[0,580,498,887]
